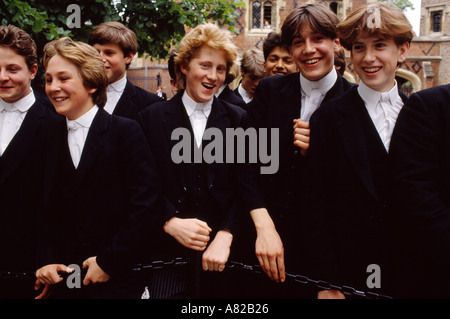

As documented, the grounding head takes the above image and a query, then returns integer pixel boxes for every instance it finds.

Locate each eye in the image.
[352,44,364,51]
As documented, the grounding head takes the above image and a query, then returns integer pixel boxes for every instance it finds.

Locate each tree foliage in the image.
[0,0,244,60]
[380,0,415,11]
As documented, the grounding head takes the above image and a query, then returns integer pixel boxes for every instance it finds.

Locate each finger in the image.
[294,134,310,144]
[261,255,273,280]
[34,278,42,291]
[268,255,280,282]
[277,255,286,282]
[83,273,91,286]
[294,140,309,149]
[195,219,212,232]
[218,264,226,272]
[294,128,310,136]
[35,284,49,300]
[202,255,209,271]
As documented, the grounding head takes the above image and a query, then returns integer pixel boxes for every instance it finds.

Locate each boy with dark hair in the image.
[244,3,354,299]
[262,31,298,76]
[0,25,60,298]
[88,21,161,121]
[308,2,412,298]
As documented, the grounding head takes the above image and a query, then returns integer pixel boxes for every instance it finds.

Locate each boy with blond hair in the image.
[308,2,412,298]
[88,21,160,121]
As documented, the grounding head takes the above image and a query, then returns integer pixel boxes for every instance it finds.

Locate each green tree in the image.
[1,0,243,59]
[1,0,243,89]
[380,0,415,11]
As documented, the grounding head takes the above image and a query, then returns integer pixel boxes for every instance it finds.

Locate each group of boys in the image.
[0,2,449,300]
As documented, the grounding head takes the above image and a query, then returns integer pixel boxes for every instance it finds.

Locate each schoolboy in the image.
[34,37,161,299]
[138,23,265,298]
[390,84,450,298]
[88,21,161,120]
[244,3,354,298]
[262,31,298,76]
[0,25,60,299]
[307,2,412,298]
[234,47,265,104]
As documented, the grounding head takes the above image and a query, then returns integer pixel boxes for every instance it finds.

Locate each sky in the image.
[404,0,421,36]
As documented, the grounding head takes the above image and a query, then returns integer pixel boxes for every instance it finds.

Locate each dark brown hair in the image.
[0,25,37,70]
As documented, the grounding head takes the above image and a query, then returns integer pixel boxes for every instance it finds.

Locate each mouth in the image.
[53,97,69,103]
[303,58,321,66]
[363,66,382,74]
[202,83,216,90]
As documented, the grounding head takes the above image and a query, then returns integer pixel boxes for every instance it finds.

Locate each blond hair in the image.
[43,37,108,108]
[175,23,238,89]
[337,2,413,51]
[240,47,265,77]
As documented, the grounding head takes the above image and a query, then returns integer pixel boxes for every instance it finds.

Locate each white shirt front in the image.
[237,83,252,104]
[300,68,337,122]
[66,105,99,168]
[182,91,212,149]
[0,90,36,156]
[104,76,127,115]
[358,81,403,152]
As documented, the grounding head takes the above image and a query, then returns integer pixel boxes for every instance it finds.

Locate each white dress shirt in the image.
[104,76,127,115]
[300,68,337,122]
[237,83,252,104]
[182,91,212,149]
[358,81,403,152]
[0,90,36,156]
[66,105,99,168]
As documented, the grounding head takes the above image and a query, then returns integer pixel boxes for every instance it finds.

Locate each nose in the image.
[303,39,316,55]
[47,80,60,93]
[0,68,9,81]
[363,47,376,63]
[276,59,285,70]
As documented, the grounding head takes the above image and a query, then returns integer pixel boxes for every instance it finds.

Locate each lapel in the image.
[73,108,108,191]
[204,97,228,188]
[113,80,136,116]
[0,101,46,186]
[277,73,302,145]
[162,93,190,190]
[336,88,379,201]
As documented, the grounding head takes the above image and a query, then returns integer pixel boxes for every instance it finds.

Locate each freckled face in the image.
[182,45,227,103]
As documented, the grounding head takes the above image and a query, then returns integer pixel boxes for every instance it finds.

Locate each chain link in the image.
[0,258,392,299]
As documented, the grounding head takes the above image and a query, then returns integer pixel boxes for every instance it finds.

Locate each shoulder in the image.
[258,72,299,90]
[126,80,162,103]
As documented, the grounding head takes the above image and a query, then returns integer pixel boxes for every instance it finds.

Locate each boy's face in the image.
[289,25,340,81]
[351,36,409,92]
[241,70,262,98]
[181,45,227,103]
[45,54,96,120]
[93,43,133,85]
[0,46,37,103]
[264,46,298,76]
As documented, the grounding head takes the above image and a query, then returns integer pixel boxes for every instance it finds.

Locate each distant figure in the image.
[156,86,167,100]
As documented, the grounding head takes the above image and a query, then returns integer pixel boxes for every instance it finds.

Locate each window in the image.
[430,10,443,33]
[251,0,272,30]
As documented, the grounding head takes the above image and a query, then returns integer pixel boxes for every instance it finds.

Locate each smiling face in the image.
[289,25,340,81]
[45,54,96,120]
[351,35,409,92]
[0,46,37,103]
[181,45,227,103]
[264,46,298,76]
[93,43,133,84]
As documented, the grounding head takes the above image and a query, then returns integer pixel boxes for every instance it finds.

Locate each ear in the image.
[180,62,189,75]
[124,52,135,65]
[333,38,342,54]
[29,64,38,80]
[397,42,410,64]
[88,87,97,95]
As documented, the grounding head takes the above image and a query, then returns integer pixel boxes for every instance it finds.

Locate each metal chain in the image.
[0,258,392,299]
